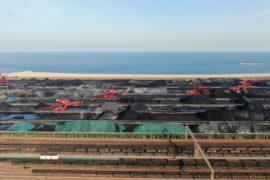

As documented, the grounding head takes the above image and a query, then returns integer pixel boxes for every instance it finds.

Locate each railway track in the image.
[1,156,270,179]
[0,135,270,179]
[0,136,270,157]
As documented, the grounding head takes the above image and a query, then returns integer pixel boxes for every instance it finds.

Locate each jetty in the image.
[240,60,270,65]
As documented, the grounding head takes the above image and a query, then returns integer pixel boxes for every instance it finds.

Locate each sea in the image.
[0,52,270,74]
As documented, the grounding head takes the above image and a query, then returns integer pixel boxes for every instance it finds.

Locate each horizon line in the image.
[0,50,270,53]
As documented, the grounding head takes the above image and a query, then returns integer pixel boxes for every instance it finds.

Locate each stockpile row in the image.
[0,78,270,133]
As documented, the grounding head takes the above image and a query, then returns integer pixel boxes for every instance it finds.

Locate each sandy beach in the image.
[7,71,270,80]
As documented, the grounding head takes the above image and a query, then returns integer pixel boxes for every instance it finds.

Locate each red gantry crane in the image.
[39,99,83,111]
[0,72,18,93]
[0,72,17,82]
[229,80,259,92]
[0,72,7,82]
[92,89,125,99]
[186,83,211,95]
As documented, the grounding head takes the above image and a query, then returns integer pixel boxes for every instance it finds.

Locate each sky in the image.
[0,0,270,52]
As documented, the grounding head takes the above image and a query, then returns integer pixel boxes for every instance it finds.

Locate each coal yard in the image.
[1,77,270,179]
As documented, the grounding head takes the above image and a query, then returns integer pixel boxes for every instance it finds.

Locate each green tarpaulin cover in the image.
[37,120,125,132]
[133,123,185,134]
[7,122,35,131]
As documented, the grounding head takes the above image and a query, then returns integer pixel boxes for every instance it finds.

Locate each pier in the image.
[240,60,270,65]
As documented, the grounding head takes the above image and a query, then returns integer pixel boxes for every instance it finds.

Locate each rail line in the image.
[1,156,270,179]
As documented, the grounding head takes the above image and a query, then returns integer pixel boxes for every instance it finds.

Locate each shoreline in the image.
[7,71,270,80]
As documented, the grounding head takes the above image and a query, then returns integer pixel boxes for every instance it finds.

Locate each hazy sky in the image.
[0,0,270,51]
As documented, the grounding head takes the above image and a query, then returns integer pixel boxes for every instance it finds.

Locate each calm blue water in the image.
[0,52,270,74]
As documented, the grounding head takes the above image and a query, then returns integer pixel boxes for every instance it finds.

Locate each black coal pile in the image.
[234,96,250,104]
[87,114,99,120]
[72,79,84,86]
[211,89,239,98]
[99,112,118,120]
[118,97,137,103]
[43,79,83,86]
[33,103,49,110]
[246,89,270,98]
[118,97,159,104]
[127,80,153,87]
[99,102,122,120]
[122,124,137,132]
[201,78,240,86]
[154,114,200,121]
[102,80,129,86]
[198,110,266,121]
[119,109,139,120]
[130,103,151,111]
[253,81,270,87]
[150,80,167,87]
[119,104,156,120]
[35,125,56,131]
[137,113,157,120]
[181,95,215,104]
[44,91,56,97]
[239,102,265,110]
[26,78,39,86]
[119,109,157,120]
[170,79,191,86]
[44,79,66,86]
[198,122,270,133]
[100,102,122,111]
[0,102,12,110]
